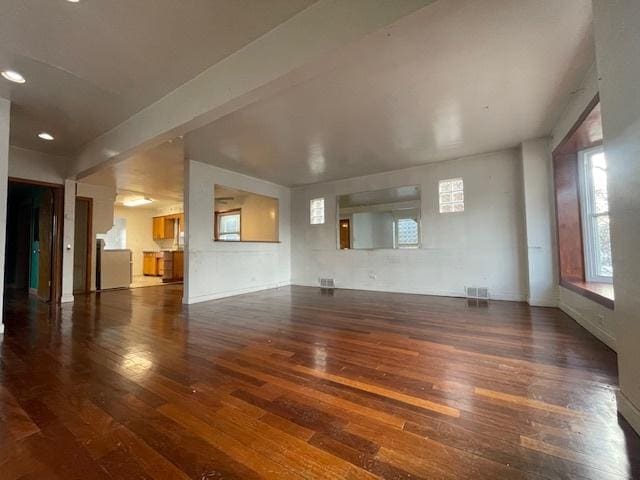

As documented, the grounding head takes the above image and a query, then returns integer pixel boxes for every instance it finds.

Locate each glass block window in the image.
[310,198,325,224]
[396,218,419,248]
[439,178,464,213]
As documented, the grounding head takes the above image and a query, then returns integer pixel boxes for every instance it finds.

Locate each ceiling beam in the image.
[70,0,435,179]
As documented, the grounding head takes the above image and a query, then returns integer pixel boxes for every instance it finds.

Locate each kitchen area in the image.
[95,195,185,291]
[141,212,184,286]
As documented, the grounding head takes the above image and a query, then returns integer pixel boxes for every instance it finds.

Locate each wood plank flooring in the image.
[1,285,638,479]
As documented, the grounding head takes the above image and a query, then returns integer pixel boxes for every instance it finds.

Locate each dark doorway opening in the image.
[4,179,64,304]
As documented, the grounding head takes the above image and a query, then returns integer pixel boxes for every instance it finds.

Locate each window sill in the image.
[560,279,614,310]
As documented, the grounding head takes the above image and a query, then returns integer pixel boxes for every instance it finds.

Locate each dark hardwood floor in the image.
[1,285,638,479]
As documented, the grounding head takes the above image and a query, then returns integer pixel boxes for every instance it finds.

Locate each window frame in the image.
[310,197,325,225]
[578,145,613,284]
[215,209,242,241]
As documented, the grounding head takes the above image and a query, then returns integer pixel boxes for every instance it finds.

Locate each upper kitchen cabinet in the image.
[152,215,176,240]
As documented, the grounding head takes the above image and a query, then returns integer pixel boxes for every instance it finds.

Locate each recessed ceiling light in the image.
[38,132,55,141]
[67,0,81,3]
[1,70,26,84]
[123,197,153,207]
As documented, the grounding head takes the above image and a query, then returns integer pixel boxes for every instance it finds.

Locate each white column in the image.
[182,158,191,304]
[0,99,10,332]
[61,179,76,303]
[182,159,215,304]
[520,138,558,307]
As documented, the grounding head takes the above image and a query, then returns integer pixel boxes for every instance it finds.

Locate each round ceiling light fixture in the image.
[1,70,26,84]
[38,132,55,141]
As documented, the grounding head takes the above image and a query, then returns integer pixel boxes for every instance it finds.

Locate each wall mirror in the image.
[214,185,279,242]
[337,185,421,250]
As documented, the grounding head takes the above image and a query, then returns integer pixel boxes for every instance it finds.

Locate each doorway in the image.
[340,219,351,249]
[4,179,63,303]
[73,197,93,294]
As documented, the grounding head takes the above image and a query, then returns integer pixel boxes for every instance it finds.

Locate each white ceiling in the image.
[186,0,595,186]
[115,191,181,211]
[0,0,316,154]
[81,139,184,201]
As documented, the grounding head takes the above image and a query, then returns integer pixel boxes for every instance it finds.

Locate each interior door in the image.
[340,219,351,249]
[29,206,39,292]
[73,198,91,293]
[37,189,53,301]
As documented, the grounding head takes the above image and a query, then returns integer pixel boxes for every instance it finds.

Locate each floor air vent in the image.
[319,278,335,289]
[466,286,489,299]
[466,286,489,305]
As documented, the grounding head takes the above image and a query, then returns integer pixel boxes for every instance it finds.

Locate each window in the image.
[217,211,241,241]
[439,178,464,213]
[214,185,278,242]
[395,217,419,248]
[310,197,325,224]
[579,146,613,282]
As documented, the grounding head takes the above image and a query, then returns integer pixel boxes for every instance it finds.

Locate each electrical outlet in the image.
[368,272,377,280]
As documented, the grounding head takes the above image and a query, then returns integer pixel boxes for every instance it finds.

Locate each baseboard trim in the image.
[559,301,616,351]
[527,296,559,308]
[184,281,291,305]
[617,391,640,436]
[61,294,74,304]
[291,282,526,302]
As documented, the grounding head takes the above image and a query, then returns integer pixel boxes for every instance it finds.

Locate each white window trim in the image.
[578,145,613,284]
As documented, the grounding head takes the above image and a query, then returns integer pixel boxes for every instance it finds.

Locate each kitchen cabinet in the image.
[143,251,164,276]
[100,249,132,289]
[152,214,183,240]
[152,216,176,240]
[162,250,184,282]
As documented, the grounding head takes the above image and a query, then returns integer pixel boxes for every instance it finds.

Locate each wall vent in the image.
[466,286,489,300]
[319,278,335,289]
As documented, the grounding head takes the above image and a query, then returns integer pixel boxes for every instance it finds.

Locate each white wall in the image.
[184,160,291,304]
[0,99,9,330]
[593,0,640,435]
[291,149,528,301]
[520,138,558,306]
[155,203,183,216]
[8,146,68,185]
[113,206,158,276]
